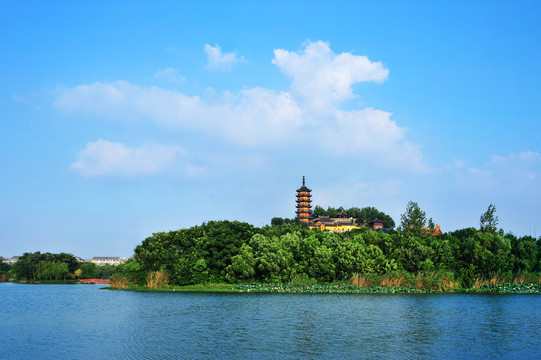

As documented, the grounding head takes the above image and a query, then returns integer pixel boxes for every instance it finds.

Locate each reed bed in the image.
[350,273,370,287]
[349,272,460,291]
[473,274,541,288]
[146,271,169,289]
[381,274,406,287]
[109,276,132,289]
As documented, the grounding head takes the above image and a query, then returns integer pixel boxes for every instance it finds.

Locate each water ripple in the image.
[0,284,539,359]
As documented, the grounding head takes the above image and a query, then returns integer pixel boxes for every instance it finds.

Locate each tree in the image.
[400,201,426,235]
[312,205,326,217]
[0,262,11,275]
[349,206,396,229]
[271,217,284,226]
[74,269,83,278]
[427,218,436,235]
[96,264,116,279]
[480,204,499,233]
[36,261,68,280]
[55,253,79,273]
[225,244,255,282]
[312,206,339,218]
[80,262,97,279]
[12,252,43,281]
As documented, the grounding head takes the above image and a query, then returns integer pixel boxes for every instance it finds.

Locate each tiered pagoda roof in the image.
[295,175,312,223]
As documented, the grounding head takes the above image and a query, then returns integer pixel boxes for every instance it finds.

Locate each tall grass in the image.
[419,273,458,291]
[473,273,541,288]
[109,276,132,289]
[349,272,459,291]
[146,271,169,289]
[350,273,370,287]
[380,274,405,287]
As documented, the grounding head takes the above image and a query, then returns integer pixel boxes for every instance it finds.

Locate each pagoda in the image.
[296,175,312,223]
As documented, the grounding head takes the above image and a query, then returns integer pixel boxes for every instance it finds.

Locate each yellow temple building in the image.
[309,210,361,232]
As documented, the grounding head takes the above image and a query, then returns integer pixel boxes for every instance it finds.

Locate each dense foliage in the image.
[11,252,117,282]
[0,262,11,281]
[9,204,539,289]
[118,219,540,288]
[12,252,77,281]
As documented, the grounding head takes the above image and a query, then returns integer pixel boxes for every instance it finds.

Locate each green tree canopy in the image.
[80,262,98,279]
[399,201,427,236]
[0,262,11,274]
[480,204,499,233]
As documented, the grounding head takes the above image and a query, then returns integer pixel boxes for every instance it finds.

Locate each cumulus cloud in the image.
[204,44,244,71]
[154,67,186,83]
[70,140,186,177]
[273,40,389,109]
[55,40,426,172]
[55,81,302,146]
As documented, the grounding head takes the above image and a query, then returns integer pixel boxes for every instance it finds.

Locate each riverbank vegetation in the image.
[0,262,12,282]
[6,203,540,293]
[108,203,540,293]
[8,252,116,283]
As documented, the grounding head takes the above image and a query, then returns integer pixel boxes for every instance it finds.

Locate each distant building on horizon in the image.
[2,256,19,265]
[2,255,128,266]
[88,257,127,266]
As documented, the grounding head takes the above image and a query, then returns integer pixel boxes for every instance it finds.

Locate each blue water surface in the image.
[0,283,539,359]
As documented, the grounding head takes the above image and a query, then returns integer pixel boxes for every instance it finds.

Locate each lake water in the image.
[0,283,539,359]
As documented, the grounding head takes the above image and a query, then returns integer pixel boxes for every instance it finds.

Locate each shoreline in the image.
[104,282,541,294]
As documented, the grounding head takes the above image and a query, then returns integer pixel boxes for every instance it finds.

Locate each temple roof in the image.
[312,215,355,226]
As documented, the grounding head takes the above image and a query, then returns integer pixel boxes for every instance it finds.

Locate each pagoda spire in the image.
[296,175,312,223]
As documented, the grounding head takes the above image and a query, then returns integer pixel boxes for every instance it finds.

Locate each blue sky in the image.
[1,1,540,258]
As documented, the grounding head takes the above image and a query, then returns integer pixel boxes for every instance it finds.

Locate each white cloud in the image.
[223,87,303,145]
[54,82,130,115]
[55,41,426,171]
[456,151,541,195]
[272,40,389,109]
[314,107,426,170]
[55,81,303,146]
[154,67,186,83]
[204,44,244,71]
[71,140,186,177]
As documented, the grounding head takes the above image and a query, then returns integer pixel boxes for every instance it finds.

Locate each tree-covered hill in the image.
[117,218,540,288]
